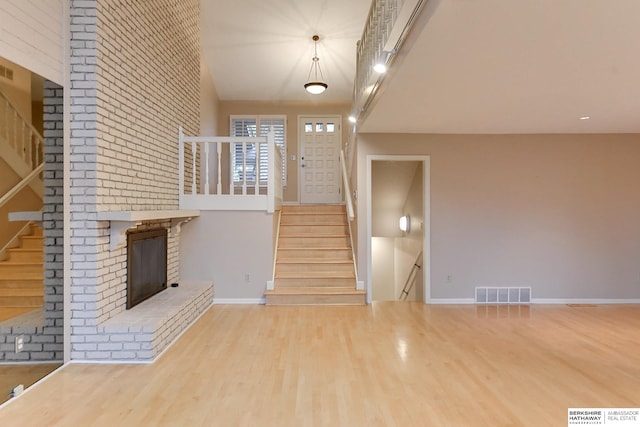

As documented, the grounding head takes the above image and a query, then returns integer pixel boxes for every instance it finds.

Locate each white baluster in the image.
[178,127,184,200]
[242,141,247,195]
[253,142,262,195]
[217,141,222,195]
[191,141,197,194]
[204,142,210,194]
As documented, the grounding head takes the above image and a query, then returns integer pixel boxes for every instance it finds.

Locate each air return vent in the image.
[0,64,14,81]
[475,287,531,304]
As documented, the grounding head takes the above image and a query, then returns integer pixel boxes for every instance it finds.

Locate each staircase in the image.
[265,204,365,305]
[0,224,44,322]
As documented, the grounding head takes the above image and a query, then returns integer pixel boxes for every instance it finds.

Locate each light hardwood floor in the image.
[0,363,60,405]
[0,303,638,426]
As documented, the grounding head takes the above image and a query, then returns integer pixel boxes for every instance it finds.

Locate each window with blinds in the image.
[230,115,286,186]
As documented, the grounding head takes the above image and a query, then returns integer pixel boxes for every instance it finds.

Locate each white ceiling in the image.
[201,0,371,102]
[361,0,640,134]
[202,0,640,134]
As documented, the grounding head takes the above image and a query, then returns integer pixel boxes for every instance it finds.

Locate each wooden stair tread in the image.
[279,234,348,238]
[266,287,363,295]
[0,273,43,280]
[0,261,43,266]
[0,289,43,296]
[275,272,355,279]
[277,259,352,264]
[278,247,351,250]
[270,204,361,306]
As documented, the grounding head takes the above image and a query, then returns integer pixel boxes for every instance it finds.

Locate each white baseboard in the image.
[213,298,266,305]
[428,298,475,304]
[429,298,640,305]
[0,360,63,366]
[532,298,640,304]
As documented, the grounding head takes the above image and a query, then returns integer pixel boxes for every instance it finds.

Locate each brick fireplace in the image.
[70,215,212,362]
[67,0,205,363]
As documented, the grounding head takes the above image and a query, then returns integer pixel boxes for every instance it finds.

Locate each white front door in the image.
[298,116,342,204]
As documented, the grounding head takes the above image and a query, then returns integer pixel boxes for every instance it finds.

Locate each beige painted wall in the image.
[200,57,219,136]
[0,0,64,85]
[218,101,350,202]
[371,237,396,300]
[179,211,275,300]
[358,133,640,301]
[395,162,424,301]
[0,56,32,122]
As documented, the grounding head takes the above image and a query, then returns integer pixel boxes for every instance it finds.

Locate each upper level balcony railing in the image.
[178,128,283,213]
[346,0,426,171]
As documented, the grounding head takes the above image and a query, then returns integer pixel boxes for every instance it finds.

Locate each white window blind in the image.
[230,115,286,186]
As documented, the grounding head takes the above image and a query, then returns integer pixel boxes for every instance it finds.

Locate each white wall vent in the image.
[475,287,531,304]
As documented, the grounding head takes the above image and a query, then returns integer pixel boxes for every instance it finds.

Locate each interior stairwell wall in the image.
[357,133,640,302]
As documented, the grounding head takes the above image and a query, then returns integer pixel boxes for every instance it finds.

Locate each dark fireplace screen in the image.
[127,228,168,309]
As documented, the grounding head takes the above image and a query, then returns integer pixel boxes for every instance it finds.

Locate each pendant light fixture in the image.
[304,35,328,95]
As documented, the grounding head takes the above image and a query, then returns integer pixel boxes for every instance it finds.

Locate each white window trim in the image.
[230,115,287,188]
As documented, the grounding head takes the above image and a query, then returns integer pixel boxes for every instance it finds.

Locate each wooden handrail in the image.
[0,163,44,210]
[399,250,423,300]
[340,149,355,221]
[0,221,34,261]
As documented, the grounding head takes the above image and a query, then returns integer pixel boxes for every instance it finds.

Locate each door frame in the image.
[366,155,431,303]
[297,115,342,204]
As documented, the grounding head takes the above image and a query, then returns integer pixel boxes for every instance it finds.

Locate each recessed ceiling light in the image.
[579,116,591,120]
[373,63,387,73]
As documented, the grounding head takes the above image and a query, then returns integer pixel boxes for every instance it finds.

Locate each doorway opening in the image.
[367,156,430,303]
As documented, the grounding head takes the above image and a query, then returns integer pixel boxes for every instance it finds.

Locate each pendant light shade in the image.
[304,35,328,94]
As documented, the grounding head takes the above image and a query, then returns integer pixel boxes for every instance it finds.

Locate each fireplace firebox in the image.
[127,228,168,309]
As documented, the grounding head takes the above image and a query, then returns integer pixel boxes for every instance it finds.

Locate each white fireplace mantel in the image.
[96,210,201,251]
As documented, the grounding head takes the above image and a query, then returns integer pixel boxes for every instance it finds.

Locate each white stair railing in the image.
[178,127,283,213]
[0,87,44,173]
[0,87,44,260]
[346,0,426,179]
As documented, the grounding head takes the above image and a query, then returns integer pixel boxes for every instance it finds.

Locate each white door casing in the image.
[298,116,342,204]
